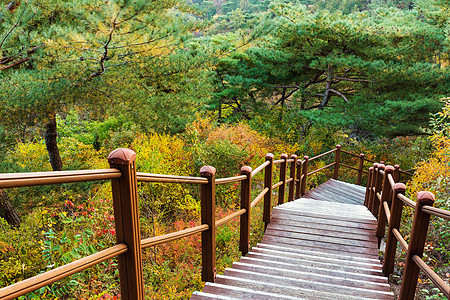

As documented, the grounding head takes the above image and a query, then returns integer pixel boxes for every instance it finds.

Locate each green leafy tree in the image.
[212,3,449,138]
[0,0,212,171]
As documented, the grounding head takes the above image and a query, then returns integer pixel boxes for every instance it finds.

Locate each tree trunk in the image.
[319,64,332,110]
[44,113,63,171]
[0,190,20,227]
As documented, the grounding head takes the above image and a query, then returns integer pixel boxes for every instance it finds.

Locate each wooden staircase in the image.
[191,179,394,300]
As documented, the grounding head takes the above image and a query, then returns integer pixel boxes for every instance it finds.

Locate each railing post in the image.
[356,153,365,185]
[368,163,378,215]
[364,167,374,208]
[333,144,341,180]
[371,164,385,217]
[288,154,297,202]
[108,148,144,300]
[200,166,216,282]
[301,156,309,196]
[399,191,435,300]
[295,159,302,199]
[383,183,406,276]
[376,165,394,247]
[263,154,274,229]
[394,164,400,182]
[278,154,288,205]
[240,166,252,255]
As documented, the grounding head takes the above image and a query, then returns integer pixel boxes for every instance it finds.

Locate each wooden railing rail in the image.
[368,164,450,300]
[0,145,427,300]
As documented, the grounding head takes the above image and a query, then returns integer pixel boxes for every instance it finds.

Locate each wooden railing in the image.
[0,145,429,299]
[0,148,301,299]
[366,163,450,300]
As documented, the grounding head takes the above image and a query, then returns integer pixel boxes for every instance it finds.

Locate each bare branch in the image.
[328,88,349,102]
[333,76,373,83]
[0,57,30,71]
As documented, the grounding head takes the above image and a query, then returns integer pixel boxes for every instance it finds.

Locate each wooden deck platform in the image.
[191,179,394,300]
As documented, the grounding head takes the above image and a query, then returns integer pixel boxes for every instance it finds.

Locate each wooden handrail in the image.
[0,169,122,188]
[412,255,450,298]
[308,148,336,162]
[141,225,209,248]
[0,243,128,300]
[251,187,269,209]
[215,175,247,185]
[422,206,450,220]
[369,163,450,300]
[215,209,246,228]
[251,160,270,177]
[307,162,335,176]
[398,193,417,208]
[137,172,208,184]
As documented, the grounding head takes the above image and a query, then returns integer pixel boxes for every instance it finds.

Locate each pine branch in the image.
[0,57,30,71]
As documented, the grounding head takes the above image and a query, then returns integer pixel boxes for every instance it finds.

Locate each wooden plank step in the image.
[261,235,379,258]
[314,180,367,198]
[302,187,363,205]
[270,210,377,231]
[250,247,382,269]
[264,228,379,249]
[215,275,390,300]
[191,291,240,300]
[269,217,376,236]
[230,261,390,291]
[330,178,367,193]
[236,256,389,283]
[201,282,306,300]
[243,252,383,276]
[290,197,370,212]
[266,223,377,242]
[222,268,393,299]
[256,243,381,264]
[273,206,377,225]
[279,204,374,220]
[277,201,375,220]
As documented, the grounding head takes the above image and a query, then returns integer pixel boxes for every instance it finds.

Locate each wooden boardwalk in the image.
[191,179,394,300]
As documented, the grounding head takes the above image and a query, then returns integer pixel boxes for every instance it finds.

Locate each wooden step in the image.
[230,261,390,291]
[214,275,391,300]
[250,247,383,269]
[256,243,381,264]
[243,252,384,276]
[202,282,306,299]
[191,180,393,299]
[222,268,393,299]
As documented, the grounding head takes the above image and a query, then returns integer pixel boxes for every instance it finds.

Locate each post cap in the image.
[265,153,274,160]
[108,148,136,165]
[394,164,400,169]
[336,144,341,148]
[200,166,216,177]
[303,155,309,160]
[373,163,378,168]
[378,164,385,170]
[417,191,435,205]
[281,153,288,159]
[369,167,374,171]
[359,153,365,157]
[385,165,395,173]
[241,166,252,174]
[394,183,406,193]
[290,154,298,159]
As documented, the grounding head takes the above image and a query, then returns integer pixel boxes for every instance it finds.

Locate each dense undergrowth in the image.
[0,113,448,299]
